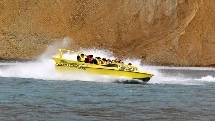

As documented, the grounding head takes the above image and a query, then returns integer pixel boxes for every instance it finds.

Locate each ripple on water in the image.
[0,77,215,121]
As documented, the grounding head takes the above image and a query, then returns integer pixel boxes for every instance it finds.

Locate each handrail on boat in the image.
[58,49,82,59]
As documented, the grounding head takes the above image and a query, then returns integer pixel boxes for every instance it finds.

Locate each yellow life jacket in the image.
[95,58,101,65]
[80,56,85,62]
[77,55,85,62]
[100,60,106,65]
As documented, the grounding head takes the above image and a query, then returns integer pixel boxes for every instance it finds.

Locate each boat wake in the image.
[195,75,215,82]
[148,66,215,85]
[0,57,215,85]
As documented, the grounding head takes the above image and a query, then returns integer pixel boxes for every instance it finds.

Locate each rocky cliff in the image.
[0,0,215,66]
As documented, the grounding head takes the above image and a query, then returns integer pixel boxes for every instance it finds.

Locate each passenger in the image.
[100,60,104,64]
[115,59,119,63]
[85,55,90,63]
[93,59,97,64]
[89,55,94,63]
[102,58,106,62]
[101,58,106,64]
[106,59,111,64]
[77,54,85,62]
[107,59,112,64]
[80,54,85,60]
[117,59,121,63]
[77,55,81,61]
[97,57,101,65]
[114,59,119,63]
[119,60,124,64]
[85,55,93,63]
[93,57,101,65]
[127,63,135,71]
[111,60,116,64]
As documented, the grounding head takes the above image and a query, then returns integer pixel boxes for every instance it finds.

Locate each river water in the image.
[0,59,215,121]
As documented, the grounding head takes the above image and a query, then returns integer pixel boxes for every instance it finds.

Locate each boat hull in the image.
[52,54,153,83]
[54,64,153,82]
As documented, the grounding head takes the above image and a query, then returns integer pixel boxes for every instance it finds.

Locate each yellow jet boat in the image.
[52,49,154,83]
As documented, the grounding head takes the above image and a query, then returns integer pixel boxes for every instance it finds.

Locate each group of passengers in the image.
[77,54,129,65]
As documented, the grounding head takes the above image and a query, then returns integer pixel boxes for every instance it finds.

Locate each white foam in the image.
[0,39,127,82]
[195,75,215,82]
[0,56,214,85]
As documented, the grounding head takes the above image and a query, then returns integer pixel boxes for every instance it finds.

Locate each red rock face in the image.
[0,0,214,66]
